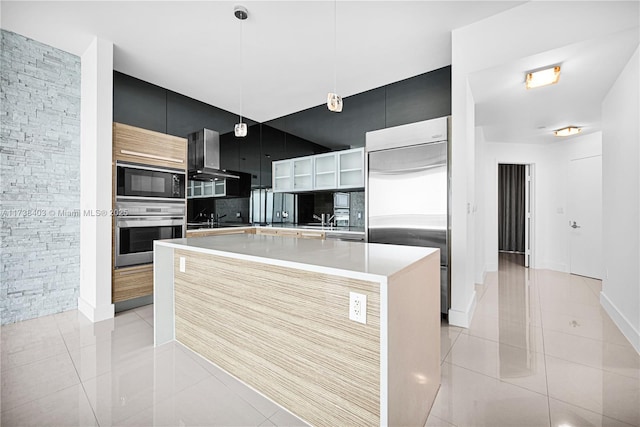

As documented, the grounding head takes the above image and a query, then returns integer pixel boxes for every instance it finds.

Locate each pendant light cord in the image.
[333,0,337,94]
[239,16,244,124]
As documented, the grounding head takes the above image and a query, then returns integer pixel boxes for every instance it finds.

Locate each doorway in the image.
[498,163,532,267]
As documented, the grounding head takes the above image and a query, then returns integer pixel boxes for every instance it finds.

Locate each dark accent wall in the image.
[113,66,451,186]
[265,66,451,149]
[113,72,328,189]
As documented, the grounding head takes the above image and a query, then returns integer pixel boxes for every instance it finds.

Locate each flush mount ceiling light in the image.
[234,5,248,137]
[554,126,582,137]
[525,65,561,89]
[327,0,343,112]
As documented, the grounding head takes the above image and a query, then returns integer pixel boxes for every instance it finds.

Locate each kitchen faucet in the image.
[312,213,334,227]
[209,213,226,225]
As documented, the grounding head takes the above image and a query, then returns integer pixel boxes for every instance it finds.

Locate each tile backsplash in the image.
[349,191,365,228]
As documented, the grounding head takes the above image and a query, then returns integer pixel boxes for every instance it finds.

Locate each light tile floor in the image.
[1,253,639,426]
[433,254,640,427]
[1,305,307,426]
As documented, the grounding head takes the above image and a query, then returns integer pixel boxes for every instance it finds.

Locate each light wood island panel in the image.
[173,249,380,426]
[154,234,441,426]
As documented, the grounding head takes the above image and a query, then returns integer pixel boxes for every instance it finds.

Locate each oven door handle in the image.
[116,217,185,228]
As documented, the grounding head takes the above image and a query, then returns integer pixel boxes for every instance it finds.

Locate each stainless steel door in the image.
[368,141,449,313]
[368,141,447,230]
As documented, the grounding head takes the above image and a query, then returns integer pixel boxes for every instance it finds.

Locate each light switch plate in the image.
[179,257,186,273]
[349,292,367,324]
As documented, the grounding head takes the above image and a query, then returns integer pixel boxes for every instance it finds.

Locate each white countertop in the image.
[156,234,438,281]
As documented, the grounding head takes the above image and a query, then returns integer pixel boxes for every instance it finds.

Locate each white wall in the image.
[79,37,114,322]
[474,128,486,284]
[448,71,477,327]
[601,46,640,353]
[450,1,630,326]
[478,132,602,275]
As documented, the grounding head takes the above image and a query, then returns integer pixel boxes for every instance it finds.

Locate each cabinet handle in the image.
[120,150,183,164]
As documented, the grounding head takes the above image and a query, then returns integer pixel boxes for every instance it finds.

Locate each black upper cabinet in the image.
[385,67,451,128]
[113,72,166,133]
[264,87,386,149]
[166,91,257,138]
[237,124,262,189]
[264,67,451,150]
[219,131,240,171]
[113,66,451,190]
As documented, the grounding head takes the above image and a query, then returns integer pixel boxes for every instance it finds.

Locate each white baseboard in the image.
[448,290,477,328]
[537,260,568,273]
[475,268,487,285]
[78,297,114,323]
[600,291,640,354]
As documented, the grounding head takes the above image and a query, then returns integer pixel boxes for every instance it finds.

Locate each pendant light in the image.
[327,0,342,112]
[234,5,248,137]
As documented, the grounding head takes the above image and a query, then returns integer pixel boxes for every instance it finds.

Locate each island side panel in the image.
[173,249,381,427]
[153,243,175,346]
[387,251,441,427]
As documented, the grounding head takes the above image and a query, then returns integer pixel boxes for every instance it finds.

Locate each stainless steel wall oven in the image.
[115,201,185,268]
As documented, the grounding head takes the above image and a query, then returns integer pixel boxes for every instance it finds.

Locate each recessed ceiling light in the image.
[526,65,561,89]
[554,126,582,137]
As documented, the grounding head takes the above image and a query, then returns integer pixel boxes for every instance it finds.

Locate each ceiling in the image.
[1,1,638,146]
[1,0,522,123]
[470,26,640,144]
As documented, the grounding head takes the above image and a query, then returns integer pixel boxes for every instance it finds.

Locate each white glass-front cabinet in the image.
[313,153,338,190]
[338,148,365,189]
[271,148,364,192]
[187,180,226,198]
[272,160,293,192]
[292,156,313,191]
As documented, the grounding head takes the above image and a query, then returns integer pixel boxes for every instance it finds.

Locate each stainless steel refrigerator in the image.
[366,116,450,315]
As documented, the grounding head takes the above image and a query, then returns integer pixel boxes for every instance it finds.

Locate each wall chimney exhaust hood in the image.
[188,129,240,181]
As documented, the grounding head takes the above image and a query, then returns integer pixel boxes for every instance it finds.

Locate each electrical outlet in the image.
[357,211,362,220]
[179,257,186,273]
[236,212,241,218]
[349,292,367,324]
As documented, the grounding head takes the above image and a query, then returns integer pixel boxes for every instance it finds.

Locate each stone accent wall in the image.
[0,30,81,324]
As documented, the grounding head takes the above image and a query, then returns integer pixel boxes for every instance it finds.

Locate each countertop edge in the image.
[155,237,438,282]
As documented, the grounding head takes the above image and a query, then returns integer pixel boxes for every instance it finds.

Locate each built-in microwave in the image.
[116,162,185,201]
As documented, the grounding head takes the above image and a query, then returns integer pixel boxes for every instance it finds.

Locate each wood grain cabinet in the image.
[112,264,154,303]
[186,228,255,238]
[255,227,324,239]
[112,122,188,304]
[113,122,187,168]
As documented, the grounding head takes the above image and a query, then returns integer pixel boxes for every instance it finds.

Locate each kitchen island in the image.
[154,234,440,427]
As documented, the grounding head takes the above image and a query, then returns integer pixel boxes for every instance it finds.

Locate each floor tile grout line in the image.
[539,300,553,427]
[59,325,101,426]
[545,395,637,427]
[457,328,547,357]
[440,327,462,363]
[543,352,640,381]
[441,360,550,400]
